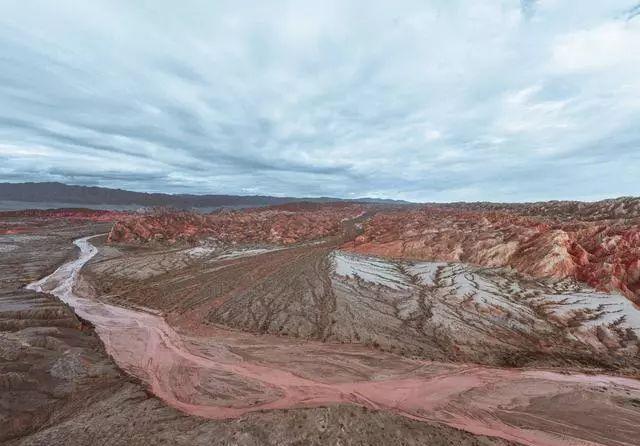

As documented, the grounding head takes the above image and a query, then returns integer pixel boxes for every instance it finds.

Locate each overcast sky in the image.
[1,1,639,201]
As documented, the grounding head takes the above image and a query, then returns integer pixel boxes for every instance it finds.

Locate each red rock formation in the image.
[108,204,363,246]
[102,199,640,303]
[344,207,640,303]
[426,196,640,221]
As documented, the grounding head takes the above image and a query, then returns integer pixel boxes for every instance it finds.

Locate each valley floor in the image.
[0,219,519,446]
[3,216,640,445]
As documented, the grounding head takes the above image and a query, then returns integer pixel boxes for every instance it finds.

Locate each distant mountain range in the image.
[0,182,411,209]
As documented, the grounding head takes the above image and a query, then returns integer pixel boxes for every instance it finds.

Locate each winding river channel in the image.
[27,236,640,446]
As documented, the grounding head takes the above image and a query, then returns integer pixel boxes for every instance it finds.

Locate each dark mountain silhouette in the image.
[0,182,410,208]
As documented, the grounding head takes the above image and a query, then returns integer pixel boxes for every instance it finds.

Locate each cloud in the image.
[520,0,538,19]
[626,3,640,20]
[0,0,639,201]
[551,20,640,72]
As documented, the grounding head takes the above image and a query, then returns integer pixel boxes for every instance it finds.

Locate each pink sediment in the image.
[28,237,640,446]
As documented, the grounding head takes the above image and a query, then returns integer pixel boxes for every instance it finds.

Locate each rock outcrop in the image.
[344,206,640,303]
[107,203,363,245]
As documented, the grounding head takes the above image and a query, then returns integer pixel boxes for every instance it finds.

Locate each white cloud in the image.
[0,0,638,201]
[552,20,640,72]
[424,129,442,142]
[0,145,53,157]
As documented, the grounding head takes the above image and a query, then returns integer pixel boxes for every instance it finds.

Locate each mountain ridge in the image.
[0,182,411,208]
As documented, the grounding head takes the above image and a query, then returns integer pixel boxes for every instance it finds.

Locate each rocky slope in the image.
[0,219,114,441]
[107,203,363,245]
[344,204,640,304]
[6,203,640,445]
[435,196,640,221]
[36,234,640,446]
[1,215,516,446]
[86,226,640,373]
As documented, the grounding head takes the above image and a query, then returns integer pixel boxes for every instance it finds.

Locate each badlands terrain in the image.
[2,199,640,445]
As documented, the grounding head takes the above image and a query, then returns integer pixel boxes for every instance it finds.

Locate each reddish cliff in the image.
[108,204,363,245]
[344,208,640,303]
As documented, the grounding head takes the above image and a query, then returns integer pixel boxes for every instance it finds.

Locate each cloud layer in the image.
[1,0,639,201]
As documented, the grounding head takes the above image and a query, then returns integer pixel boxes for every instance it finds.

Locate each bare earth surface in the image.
[87,231,640,372]
[344,199,640,304]
[58,238,640,445]
[0,215,519,446]
[4,205,640,445]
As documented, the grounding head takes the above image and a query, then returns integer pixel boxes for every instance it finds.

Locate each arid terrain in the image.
[3,0,638,443]
[3,201,640,446]
[345,199,640,303]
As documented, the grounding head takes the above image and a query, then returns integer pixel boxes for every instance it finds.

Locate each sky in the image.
[1,0,639,202]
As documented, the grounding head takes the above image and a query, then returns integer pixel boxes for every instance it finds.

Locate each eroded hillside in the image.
[107,203,364,245]
[343,202,640,304]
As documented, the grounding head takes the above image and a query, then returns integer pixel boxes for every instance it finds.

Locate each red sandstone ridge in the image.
[107,203,364,245]
[418,196,640,221]
[344,206,640,303]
